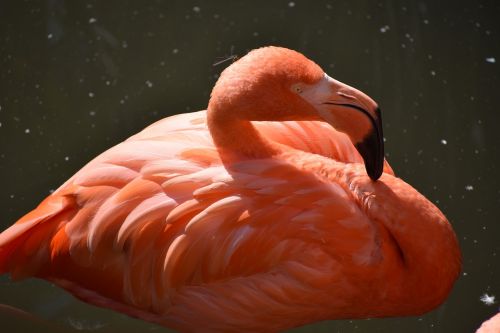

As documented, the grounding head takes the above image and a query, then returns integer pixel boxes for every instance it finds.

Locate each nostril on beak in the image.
[337,91,356,100]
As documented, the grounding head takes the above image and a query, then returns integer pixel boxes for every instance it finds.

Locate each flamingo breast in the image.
[1,110,392,331]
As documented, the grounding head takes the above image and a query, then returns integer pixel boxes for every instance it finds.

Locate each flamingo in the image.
[0,46,461,332]
[477,312,500,333]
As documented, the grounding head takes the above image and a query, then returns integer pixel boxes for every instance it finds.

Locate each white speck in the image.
[423,19,429,24]
[288,1,296,7]
[64,156,69,161]
[47,33,53,39]
[89,17,97,24]
[105,80,110,86]
[440,139,447,145]
[66,318,106,331]
[122,41,128,48]
[10,194,14,199]
[480,293,496,306]
[485,57,496,63]
[430,70,436,76]
[192,6,200,13]
[24,128,30,134]
[89,111,96,116]
[88,92,95,98]
[0,122,2,127]
[465,185,474,191]
[145,80,153,88]
[379,25,390,33]
[172,48,179,54]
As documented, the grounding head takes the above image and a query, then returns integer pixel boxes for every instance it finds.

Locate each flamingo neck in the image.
[207,106,281,163]
[345,170,461,313]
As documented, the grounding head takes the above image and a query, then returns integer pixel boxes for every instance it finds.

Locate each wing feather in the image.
[0,110,389,321]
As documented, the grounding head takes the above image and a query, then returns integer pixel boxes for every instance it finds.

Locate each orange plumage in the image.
[477,313,500,333]
[0,47,461,332]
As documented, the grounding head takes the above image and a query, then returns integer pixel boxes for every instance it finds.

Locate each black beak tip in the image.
[367,162,384,181]
[356,143,384,181]
[355,107,384,181]
[355,140,384,181]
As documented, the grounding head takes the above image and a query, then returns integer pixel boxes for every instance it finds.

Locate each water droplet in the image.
[379,25,390,33]
[480,293,496,306]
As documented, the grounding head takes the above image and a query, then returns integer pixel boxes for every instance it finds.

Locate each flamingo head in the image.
[209,46,384,180]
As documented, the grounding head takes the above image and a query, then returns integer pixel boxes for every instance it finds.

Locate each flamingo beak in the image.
[303,75,385,180]
[321,102,384,181]
[353,107,384,181]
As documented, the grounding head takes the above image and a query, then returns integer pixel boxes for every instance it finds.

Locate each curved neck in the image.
[347,171,461,313]
[207,106,281,163]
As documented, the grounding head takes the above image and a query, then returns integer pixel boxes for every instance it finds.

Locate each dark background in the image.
[1,0,499,332]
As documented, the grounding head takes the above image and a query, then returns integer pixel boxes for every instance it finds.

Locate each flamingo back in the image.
[0,110,394,331]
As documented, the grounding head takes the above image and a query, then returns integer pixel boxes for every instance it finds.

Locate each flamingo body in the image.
[477,313,500,333]
[0,47,461,332]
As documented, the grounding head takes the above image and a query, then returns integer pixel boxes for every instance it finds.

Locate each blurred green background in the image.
[0,0,499,332]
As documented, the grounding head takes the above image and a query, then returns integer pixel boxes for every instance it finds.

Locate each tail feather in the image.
[0,195,75,277]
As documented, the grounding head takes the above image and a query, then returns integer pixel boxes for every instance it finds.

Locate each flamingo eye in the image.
[292,85,303,94]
